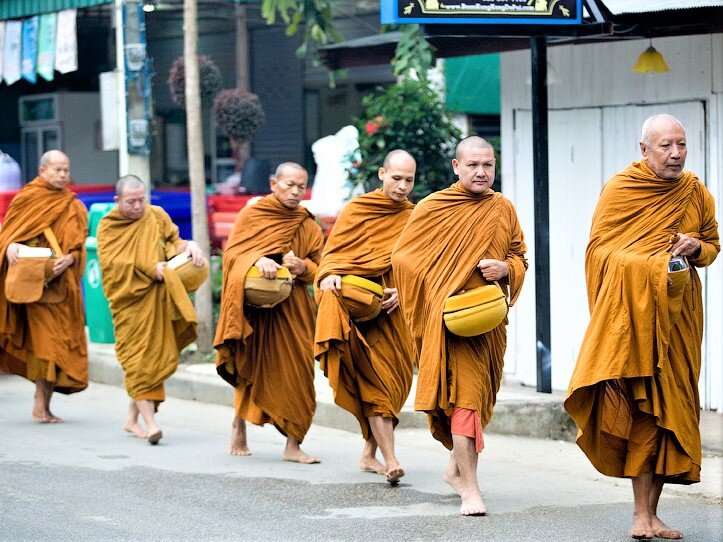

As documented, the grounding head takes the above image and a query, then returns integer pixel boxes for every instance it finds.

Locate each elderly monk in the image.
[215,162,324,463]
[0,150,88,423]
[391,136,527,515]
[565,114,719,540]
[97,175,206,445]
[315,149,416,484]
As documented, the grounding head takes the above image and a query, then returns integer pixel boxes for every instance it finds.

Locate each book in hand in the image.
[167,252,191,270]
[17,246,53,258]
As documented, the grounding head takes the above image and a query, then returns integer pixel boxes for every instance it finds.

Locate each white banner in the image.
[37,13,57,81]
[3,20,21,85]
[0,22,5,83]
[55,9,77,75]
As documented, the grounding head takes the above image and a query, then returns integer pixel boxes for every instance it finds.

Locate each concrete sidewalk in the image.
[87,342,723,454]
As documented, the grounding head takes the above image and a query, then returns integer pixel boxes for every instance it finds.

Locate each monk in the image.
[315,149,416,484]
[215,162,324,463]
[97,175,206,445]
[0,150,88,423]
[391,136,527,515]
[565,114,719,540]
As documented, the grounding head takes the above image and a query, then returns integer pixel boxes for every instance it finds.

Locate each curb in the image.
[88,343,578,442]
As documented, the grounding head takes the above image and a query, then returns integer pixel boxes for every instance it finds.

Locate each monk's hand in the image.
[382,287,399,314]
[477,259,509,281]
[669,232,701,258]
[155,261,167,281]
[255,256,282,280]
[52,253,75,276]
[282,254,307,276]
[186,241,207,267]
[6,242,22,266]
[319,274,342,296]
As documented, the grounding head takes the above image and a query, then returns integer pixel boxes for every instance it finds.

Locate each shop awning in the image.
[444,54,500,115]
[0,0,111,20]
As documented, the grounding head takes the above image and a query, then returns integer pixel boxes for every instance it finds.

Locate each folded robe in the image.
[0,177,88,393]
[97,205,197,402]
[391,182,527,449]
[315,189,415,440]
[214,194,324,443]
[564,160,720,484]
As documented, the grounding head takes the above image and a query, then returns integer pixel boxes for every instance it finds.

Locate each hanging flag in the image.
[21,16,39,84]
[37,13,56,81]
[55,9,77,75]
[3,20,21,85]
[0,22,5,83]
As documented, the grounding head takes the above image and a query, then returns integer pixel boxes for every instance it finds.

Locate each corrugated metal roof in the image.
[602,0,723,15]
[0,0,111,20]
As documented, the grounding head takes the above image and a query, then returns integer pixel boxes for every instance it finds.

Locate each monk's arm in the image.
[504,204,528,306]
[296,223,324,284]
[686,191,720,268]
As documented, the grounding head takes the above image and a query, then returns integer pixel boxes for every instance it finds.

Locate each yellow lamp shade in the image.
[443,284,508,337]
[244,265,293,308]
[632,46,670,74]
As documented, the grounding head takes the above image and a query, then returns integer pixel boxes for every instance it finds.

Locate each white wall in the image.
[501,34,723,410]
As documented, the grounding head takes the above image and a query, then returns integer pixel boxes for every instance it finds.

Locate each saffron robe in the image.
[565,160,720,484]
[0,178,88,393]
[97,205,197,403]
[391,183,527,449]
[315,189,415,440]
[215,195,324,443]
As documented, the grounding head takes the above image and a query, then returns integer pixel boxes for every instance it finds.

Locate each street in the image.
[1,373,721,542]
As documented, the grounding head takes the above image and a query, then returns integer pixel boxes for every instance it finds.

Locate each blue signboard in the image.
[381,0,582,25]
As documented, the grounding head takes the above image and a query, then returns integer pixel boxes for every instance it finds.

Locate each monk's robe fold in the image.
[391,182,527,449]
[97,205,197,403]
[0,178,88,393]
[214,195,324,443]
[565,160,719,484]
[314,189,415,440]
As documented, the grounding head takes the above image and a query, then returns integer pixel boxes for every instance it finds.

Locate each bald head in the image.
[379,149,416,202]
[115,175,147,220]
[382,149,416,170]
[271,162,308,209]
[38,150,70,190]
[639,114,688,180]
[115,175,146,197]
[454,136,494,160]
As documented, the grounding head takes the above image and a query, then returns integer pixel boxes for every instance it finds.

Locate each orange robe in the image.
[0,178,88,393]
[314,189,415,440]
[97,205,197,403]
[565,160,720,484]
[391,183,527,449]
[215,195,324,442]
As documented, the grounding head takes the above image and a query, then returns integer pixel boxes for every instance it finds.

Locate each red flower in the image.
[365,120,379,136]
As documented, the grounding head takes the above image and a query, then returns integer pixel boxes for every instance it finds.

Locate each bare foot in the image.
[283,449,321,464]
[631,513,654,540]
[386,467,405,485]
[459,490,487,516]
[124,422,147,439]
[443,458,464,497]
[32,409,63,423]
[359,457,385,474]
[651,516,683,539]
[147,429,163,445]
[229,416,252,456]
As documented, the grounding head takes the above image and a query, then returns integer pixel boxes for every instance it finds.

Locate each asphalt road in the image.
[1,373,721,542]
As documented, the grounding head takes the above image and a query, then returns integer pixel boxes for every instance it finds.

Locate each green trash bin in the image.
[84,202,116,343]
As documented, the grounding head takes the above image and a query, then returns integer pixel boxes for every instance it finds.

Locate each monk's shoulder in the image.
[148,204,174,224]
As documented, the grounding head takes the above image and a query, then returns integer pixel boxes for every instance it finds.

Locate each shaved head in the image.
[115,174,146,197]
[40,150,69,167]
[455,136,494,160]
[641,114,685,147]
[274,162,307,179]
[382,149,416,169]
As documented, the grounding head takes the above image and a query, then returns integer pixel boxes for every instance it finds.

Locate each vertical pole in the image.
[531,36,552,393]
[184,0,214,353]
[114,0,128,176]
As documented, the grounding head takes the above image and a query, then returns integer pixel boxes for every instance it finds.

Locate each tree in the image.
[183,0,214,355]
